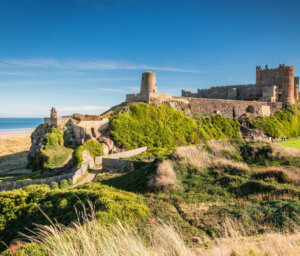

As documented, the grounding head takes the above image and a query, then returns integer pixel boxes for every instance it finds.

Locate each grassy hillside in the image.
[3,140,300,255]
[109,103,240,150]
[102,140,300,237]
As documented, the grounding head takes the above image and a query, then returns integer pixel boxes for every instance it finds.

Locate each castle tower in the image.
[294,77,299,100]
[140,71,157,94]
[279,65,295,105]
[256,64,295,105]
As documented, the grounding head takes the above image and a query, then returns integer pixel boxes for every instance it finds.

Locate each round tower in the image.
[140,71,157,94]
[280,66,295,105]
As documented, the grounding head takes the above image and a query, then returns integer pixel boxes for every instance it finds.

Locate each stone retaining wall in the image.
[102,158,135,172]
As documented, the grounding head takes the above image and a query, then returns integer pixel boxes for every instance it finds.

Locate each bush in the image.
[73,140,104,167]
[44,127,64,146]
[248,106,300,139]
[50,181,59,189]
[68,178,73,186]
[59,179,70,189]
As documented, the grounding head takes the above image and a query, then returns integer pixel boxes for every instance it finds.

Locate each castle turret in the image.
[294,77,299,100]
[279,65,295,105]
[140,71,157,94]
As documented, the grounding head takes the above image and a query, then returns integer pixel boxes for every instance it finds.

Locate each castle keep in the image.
[182,64,299,105]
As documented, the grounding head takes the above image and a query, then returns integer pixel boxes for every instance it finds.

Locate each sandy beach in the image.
[0,131,32,172]
[0,129,34,138]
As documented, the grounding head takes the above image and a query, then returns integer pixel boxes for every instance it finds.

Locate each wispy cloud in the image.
[58,106,110,111]
[96,88,127,93]
[95,86,139,93]
[1,58,201,73]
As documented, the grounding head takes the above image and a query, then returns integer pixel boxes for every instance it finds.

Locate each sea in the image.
[0,118,43,131]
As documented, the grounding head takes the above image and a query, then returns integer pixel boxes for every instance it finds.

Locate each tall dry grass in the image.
[173,141,249,173]
[197,218,300,256]
[148,160,176,192]
[19,202,192,256]
[23,221,192,256]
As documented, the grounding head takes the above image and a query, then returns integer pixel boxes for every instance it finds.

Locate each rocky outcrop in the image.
[27,124,52,168]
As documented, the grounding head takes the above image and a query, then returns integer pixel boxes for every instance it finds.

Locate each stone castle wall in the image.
[188,98,282,118]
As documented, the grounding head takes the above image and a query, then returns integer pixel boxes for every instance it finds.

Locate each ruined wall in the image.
[44,117,71,127]
[71,119,109,144]
[188,98,282,118]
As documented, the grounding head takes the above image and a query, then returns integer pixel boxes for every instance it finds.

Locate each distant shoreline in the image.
[0,129,34,138]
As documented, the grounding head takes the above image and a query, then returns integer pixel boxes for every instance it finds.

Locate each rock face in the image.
[27,124,52,168]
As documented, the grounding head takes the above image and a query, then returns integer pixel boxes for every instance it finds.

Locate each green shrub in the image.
[59,179,69,189]
[68,178,73,186]
[73,140,104,167]
[248,106,300,139]
[50,181,59,189]
[44,127,64,146]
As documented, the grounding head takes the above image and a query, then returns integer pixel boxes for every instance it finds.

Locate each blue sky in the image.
[1,0,300,117]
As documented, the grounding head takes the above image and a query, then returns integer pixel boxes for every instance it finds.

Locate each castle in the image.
[44,64,298,144]
[125,65,300,119]
[182,64,299,105]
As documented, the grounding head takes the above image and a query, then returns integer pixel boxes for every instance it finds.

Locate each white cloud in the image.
[1,58,201,73]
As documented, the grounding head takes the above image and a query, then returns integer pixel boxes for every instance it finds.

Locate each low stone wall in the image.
[95,146,147,165]
[102,159,135,172]
[0,172,74,192]
[0,150,93,192]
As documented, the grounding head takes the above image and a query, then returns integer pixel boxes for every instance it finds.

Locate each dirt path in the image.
[74,168,101,187]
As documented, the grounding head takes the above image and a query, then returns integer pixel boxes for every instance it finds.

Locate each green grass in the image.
[279,139,300,149]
